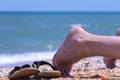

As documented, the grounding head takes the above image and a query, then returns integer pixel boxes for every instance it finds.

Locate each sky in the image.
[0,0,120,12]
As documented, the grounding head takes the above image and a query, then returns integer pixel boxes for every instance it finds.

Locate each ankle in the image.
[53,61,71,77]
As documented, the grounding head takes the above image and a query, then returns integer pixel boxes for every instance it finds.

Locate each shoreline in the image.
[0,56,105,68]
[0,59,51,68]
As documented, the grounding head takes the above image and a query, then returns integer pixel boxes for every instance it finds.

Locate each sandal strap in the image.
[32,61,57,70]
[9,66,20,75]
[9,64,31,75]
[20,64,31,69]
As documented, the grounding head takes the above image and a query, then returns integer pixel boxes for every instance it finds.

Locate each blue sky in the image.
[0,0,120,12]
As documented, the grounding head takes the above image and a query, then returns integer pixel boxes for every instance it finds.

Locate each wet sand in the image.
[1,56,120,80]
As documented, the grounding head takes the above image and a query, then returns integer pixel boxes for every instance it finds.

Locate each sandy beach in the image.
[1,12,120,80]
[1,56,120,80]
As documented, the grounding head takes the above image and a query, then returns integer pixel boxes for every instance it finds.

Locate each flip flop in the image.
[8,64,39,80]
[32,61,61,78]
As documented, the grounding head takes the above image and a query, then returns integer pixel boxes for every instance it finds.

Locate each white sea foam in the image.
[0,51,55,66]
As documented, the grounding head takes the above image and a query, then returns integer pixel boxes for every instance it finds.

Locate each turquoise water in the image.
[0,12,120,67]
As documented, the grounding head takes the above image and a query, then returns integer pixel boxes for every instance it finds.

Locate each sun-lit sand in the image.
[1,56,120,80]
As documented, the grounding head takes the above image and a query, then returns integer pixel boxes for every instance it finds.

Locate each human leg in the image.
[52,26,120,77]
[103,28,120,69]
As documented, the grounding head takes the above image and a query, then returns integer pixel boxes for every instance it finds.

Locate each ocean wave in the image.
[0,51,55,66]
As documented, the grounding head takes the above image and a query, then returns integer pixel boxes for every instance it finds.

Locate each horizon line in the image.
[0,11,120,13]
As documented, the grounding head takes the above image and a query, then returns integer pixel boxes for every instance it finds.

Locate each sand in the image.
[1,56,120,80]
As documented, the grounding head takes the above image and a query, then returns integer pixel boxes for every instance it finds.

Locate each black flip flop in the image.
[32,61,61,78]
[8,64,39,80]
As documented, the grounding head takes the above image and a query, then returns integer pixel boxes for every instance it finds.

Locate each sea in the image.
[0,12,120,68]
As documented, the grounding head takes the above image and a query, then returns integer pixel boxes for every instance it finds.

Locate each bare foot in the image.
[103,28,120,69]
[52,26,90,77]
[103,57,116,69]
